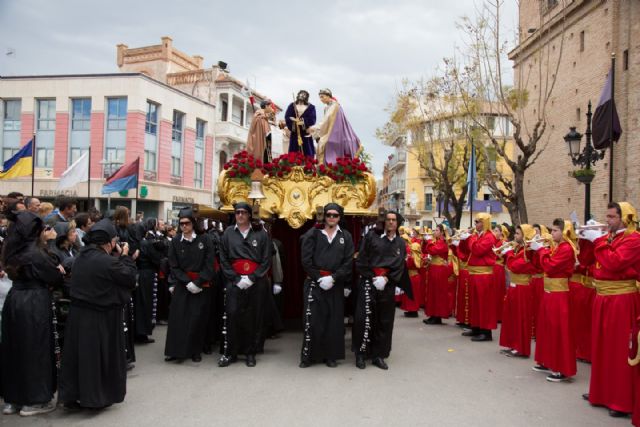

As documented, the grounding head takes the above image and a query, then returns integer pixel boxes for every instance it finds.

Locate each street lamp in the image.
[564,101,606,222]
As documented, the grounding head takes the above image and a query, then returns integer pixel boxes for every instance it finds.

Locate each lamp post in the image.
[564,101,606,223]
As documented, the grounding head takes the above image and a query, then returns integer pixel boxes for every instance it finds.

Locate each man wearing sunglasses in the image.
[164,208,215,363]
[218,202,272,367]
[299,203,354,368]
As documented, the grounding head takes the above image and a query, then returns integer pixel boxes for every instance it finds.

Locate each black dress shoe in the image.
[63,401,83,412]
[423,317,442,325]
[299,360,312,368]
[192,354,202,363]
[461,329,479,337]
[372,357,388,370]
[246,354,256,367]
[326,359,337,368]
[403,311,418,318]
[609,409,629,418]
[218,356,237,367]
[355,354,366,369]
[581,393,590,401]
[135,335,155,344]
[203,345,213,355]
[471,333,493,342]
[164,356,177,362]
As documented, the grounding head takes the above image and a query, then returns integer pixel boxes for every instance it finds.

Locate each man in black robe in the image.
[299,203,354,368]
[164,208,215,363]
[352,210,408,370]
[58,218,137,410]
[218,202,271,367]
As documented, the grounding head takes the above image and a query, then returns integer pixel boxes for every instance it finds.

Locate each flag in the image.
[58,151,89,189]
[466,144,477,207]
[0,139,33,180]
[592,69,622,150]
[102,157,139,194]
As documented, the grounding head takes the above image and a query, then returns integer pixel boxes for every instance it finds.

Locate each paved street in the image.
[2,310,629,427]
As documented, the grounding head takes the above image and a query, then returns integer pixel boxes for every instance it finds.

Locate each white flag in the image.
[58,152,89,189]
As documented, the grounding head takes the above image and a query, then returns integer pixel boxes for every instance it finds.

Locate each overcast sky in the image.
[0,0,518,177]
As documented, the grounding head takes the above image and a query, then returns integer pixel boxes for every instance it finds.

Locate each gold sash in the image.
[593,279,638,296]
[509,272,531,285]
[467,265,494,275]
[430,256,447,266]
[570,274,583,284]
[544,276,569,292]
[408,270,420,278]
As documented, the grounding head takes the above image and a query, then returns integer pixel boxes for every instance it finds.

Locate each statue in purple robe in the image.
[310,88,361,165]
[284,90,316,157]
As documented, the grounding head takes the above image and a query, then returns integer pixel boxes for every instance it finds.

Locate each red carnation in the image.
[358,163,367,171]
[228,171,237,177]
[223,164,230,170]
[287,152,296,163]
[319,164,327,173]
[256,160,263,168]
[239,166,248,175]
[277,171,284,178]
[285,166,292,172]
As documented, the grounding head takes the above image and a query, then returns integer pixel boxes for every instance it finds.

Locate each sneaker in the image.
[19,402,56,416]
[532,365,550,373]
[499,348,513,355]
[2,403,20,415]
[546,372,569,382]
[506,350,528,358]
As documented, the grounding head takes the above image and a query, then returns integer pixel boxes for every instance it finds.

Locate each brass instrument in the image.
[576,222,607,232]
[492,241,518,255]
[525,235,552,248]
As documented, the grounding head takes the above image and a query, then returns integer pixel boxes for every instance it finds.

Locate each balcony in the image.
[215,121,248,144]
[437,199,503,214]
[387,152,406,170]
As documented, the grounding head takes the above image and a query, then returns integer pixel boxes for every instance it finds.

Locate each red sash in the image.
[187,271,210,288]
[232,259,259,275]
[373,268,389,276]
[319,270,333,277]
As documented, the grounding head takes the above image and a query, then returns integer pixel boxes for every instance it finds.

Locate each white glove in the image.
[186,281,202,294]
[344,288,352,298]
[372,276,388,291]
[318,276,335,291]
[580,229,606,242]
[459,232,471,241]
[273,284,283,295]
[452,240,460,247]
[424,234,432,241]
[169,286,175,294]
[394,287,403,296]
[529,240,544,251]
[501,246,514,256]
[237,275,253,290]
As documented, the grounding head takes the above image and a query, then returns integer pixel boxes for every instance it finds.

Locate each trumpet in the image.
[492,241,518,255]
[576,222,607,232]
[524,236,552,248]
[447,228,473,243]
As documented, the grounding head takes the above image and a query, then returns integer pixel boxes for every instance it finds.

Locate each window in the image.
[194,119,205,188]
[424,193,433,211]
[220,100,228,122]
[37,99,56,131]
[144,150,156,173]
[486,146,497,172]
[483,193,491,201]
[70,148,86,164]
[3,148,19,163]
[623,49,629,71]
[145,101,158,134]
[71,98,91,130]
[485,116,496,132]
[171,110,184,176]
[107,97,127,130]
[503,117,511,136]
[3,100,21,131]
[576,108,581,123]
[580,31,585,52]
[36,147,54,168]
[104,147,125,176]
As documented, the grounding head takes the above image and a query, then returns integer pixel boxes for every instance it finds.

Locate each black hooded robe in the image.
[58,245,137,408]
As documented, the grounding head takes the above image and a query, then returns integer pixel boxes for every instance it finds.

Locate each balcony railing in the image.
[388,152,406,169]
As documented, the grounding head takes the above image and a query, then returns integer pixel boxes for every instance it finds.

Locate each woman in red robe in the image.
[499,224,538,358]
[423,225,452,325]
[530,219,577,382]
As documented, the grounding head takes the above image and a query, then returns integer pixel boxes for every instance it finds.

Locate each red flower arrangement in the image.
[223,151,262,184]
[318,156,370,184]
[262,151,318,178]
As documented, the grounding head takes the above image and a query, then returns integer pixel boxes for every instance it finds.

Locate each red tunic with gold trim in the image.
[493,239,507,323]
[499,245,537,356]
[569,238,596,362]
[460,231,498,330]
[425,238,452,318]
[533,242,576,376]
[630,316,640,426]
[588,231,640,414]
[400,242,423,312]
[453,243,471,325]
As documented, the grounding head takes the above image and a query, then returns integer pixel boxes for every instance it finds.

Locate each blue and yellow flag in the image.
[0,140,33,180]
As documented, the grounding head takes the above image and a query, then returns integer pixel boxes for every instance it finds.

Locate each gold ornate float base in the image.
[217,167,377,228]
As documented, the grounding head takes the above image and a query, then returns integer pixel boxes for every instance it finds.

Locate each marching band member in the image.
[530,219,577,382]
[423,224,452,325]
[400,238,423,318]
[499,224,537,358]
[492,224,509,323]
[572,225,597,363]
[451,230,471,328]
[458,213,498,342]
[583,202,640,417]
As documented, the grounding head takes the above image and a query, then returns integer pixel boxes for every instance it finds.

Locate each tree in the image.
[449,0,567,225]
